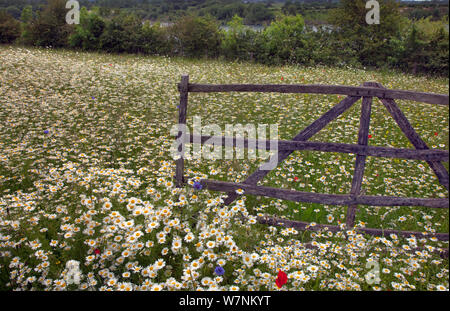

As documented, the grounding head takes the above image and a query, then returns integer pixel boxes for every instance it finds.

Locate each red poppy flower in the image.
[294,177,299,182]
[368,134,372,139]
[434,132,438,136]
[275,270,287,288]
[281,77,284,81]
[94,248,101,255]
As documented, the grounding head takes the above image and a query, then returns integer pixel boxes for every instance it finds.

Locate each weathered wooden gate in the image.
[175,74,449,241]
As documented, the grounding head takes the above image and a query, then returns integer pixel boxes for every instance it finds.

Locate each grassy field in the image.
[0,45,448,291]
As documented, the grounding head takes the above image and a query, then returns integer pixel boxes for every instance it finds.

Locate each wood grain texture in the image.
[185,83,449,106]
[346,94,373,228]
[200,179,449,208]
[257,215,449,241]
[175,75,189,188]
[186,134,449,161]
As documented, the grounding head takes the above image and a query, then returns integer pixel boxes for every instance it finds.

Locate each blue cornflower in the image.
[44,130,49,134]
[193,181,203,190]
[214,266,225,276]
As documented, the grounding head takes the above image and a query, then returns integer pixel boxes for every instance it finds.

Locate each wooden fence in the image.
[175,75,449,241]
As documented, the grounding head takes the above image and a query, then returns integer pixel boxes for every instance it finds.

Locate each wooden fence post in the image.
[346,96,373,228]
[346,82,378,228]
[176,75,189,188]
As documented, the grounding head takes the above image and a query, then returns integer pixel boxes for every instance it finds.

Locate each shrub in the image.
[69,7,105,51]
[328,0,409,68]
[302,28,359,67]
[260,14,306,65]
[402,17,449,76]
[100,13,142,54]
[220,14,259,62]
[168,15,221,58]
[139,21,170,56]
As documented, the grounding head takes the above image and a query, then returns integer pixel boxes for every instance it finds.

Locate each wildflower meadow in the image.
[0,45,448,291]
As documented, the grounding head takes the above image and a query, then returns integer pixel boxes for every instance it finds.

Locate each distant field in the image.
[0,46,448,291]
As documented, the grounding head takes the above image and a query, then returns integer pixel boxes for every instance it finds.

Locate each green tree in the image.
[328,0,409,67]
[20,5,33,24]
[69,7,105,50]
[403,17,449,75]
[168,15,221,58]
[262,14,306,65]
[28,0,74,47]
[426,27,449,75]
[403,24,426,74]
[19,5,34,45]
[300,27,360,67]
[100,13,142,53]
[221,14,259,61]
[140,21,170,55]
[0,9,21,44]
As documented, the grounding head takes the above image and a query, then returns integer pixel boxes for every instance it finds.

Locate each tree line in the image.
[0,0,448,76]
[0,0,287,25]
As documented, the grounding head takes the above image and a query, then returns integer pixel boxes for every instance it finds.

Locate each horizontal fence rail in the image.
[257,216,449,242]
[186,134,450,162]
[183,83,449,106]
[175,75,449,241]
[199,179,449,209]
